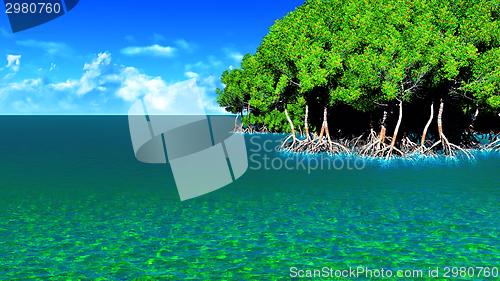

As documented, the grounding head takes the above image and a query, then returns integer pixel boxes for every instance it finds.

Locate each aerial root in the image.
[429,134,474,159]
[430,100,474,159]
[282,106,351,154]
[358,130,390,157]
[281,130,483,159]
[401,137,420,154]
[281,135,350,154]
[232,114,244,133]
[418,139,438,156]
[279,101,486,158]
[484,138,500,151]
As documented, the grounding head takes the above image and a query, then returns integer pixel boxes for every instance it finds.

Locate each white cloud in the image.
[121,44,176,57]
[2,78,43,92]
[223,48,245,64]
[117,68,222,115]
[50,79,78,91]
[228,51,244,63]
[185,56,223,72]
[185,61,209,71]
[116,67,167,102]
[143,78,205,114]
[49,52,118,96]
[185,71,199,79]
[6,55,21,72]
[77,52,113,95]
[17,40,71,56]
[0,52,226,114]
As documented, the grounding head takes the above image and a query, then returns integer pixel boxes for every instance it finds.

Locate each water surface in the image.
[0,116,498,279]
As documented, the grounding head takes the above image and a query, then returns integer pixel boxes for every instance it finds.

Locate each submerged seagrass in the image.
[0,116,498,279]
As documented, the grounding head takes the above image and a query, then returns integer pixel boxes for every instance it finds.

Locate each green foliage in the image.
[216,69,245,114]
[217,0,499,131]
[463,48,500,109]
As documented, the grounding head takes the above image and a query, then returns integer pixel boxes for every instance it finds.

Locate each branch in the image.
[373,101,389,107]
[402,72,425,96]
[289,79,301,87]
[276,68,302,88]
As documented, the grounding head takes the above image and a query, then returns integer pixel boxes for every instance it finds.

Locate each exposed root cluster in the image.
[278,101,496,159]
[358,130,395,157]
[359,110,390,157]
[401,136,420,155]
[281,107,349,154]
[233,114,269,134]
[484,137,500,151]
[425,101,474,159]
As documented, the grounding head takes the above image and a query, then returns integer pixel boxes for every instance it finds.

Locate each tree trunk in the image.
[378,110,387,145]
[420,103,434,147]
[234,112,240,131]
[436,99,451,155]
[318,107,332,142]
[324,107,333,143]
[437,100,444,139]
[305,105,311,141]
[421,99,473,158]
[318,107,326,140]
[238,107,244,131]
[469,107,479,130]
[284,108,296,140]
[387,100,403,158]
[246,103,253,133]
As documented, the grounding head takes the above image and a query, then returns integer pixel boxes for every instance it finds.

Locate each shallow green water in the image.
[0,116,498,280]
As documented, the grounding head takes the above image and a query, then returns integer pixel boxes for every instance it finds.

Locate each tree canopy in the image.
[217,0,499,134]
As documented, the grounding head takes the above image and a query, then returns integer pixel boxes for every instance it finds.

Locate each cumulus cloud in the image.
[50,79,78,91]
[49,52,114,95]
[117,68,221,115]
[116,67,167,102]
[185,71,199,79]
[0,52,225,114]
[77,52,114,95]
[121,44,176,57]
[6,55,21,72]
[144,78,206,114]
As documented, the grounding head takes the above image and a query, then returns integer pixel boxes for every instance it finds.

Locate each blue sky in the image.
[0,0,303,114]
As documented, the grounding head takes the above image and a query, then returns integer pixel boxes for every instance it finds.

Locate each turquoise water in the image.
[0,116,498,280]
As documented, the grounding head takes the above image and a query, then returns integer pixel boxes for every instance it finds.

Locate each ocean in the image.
[0,116,498,280]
